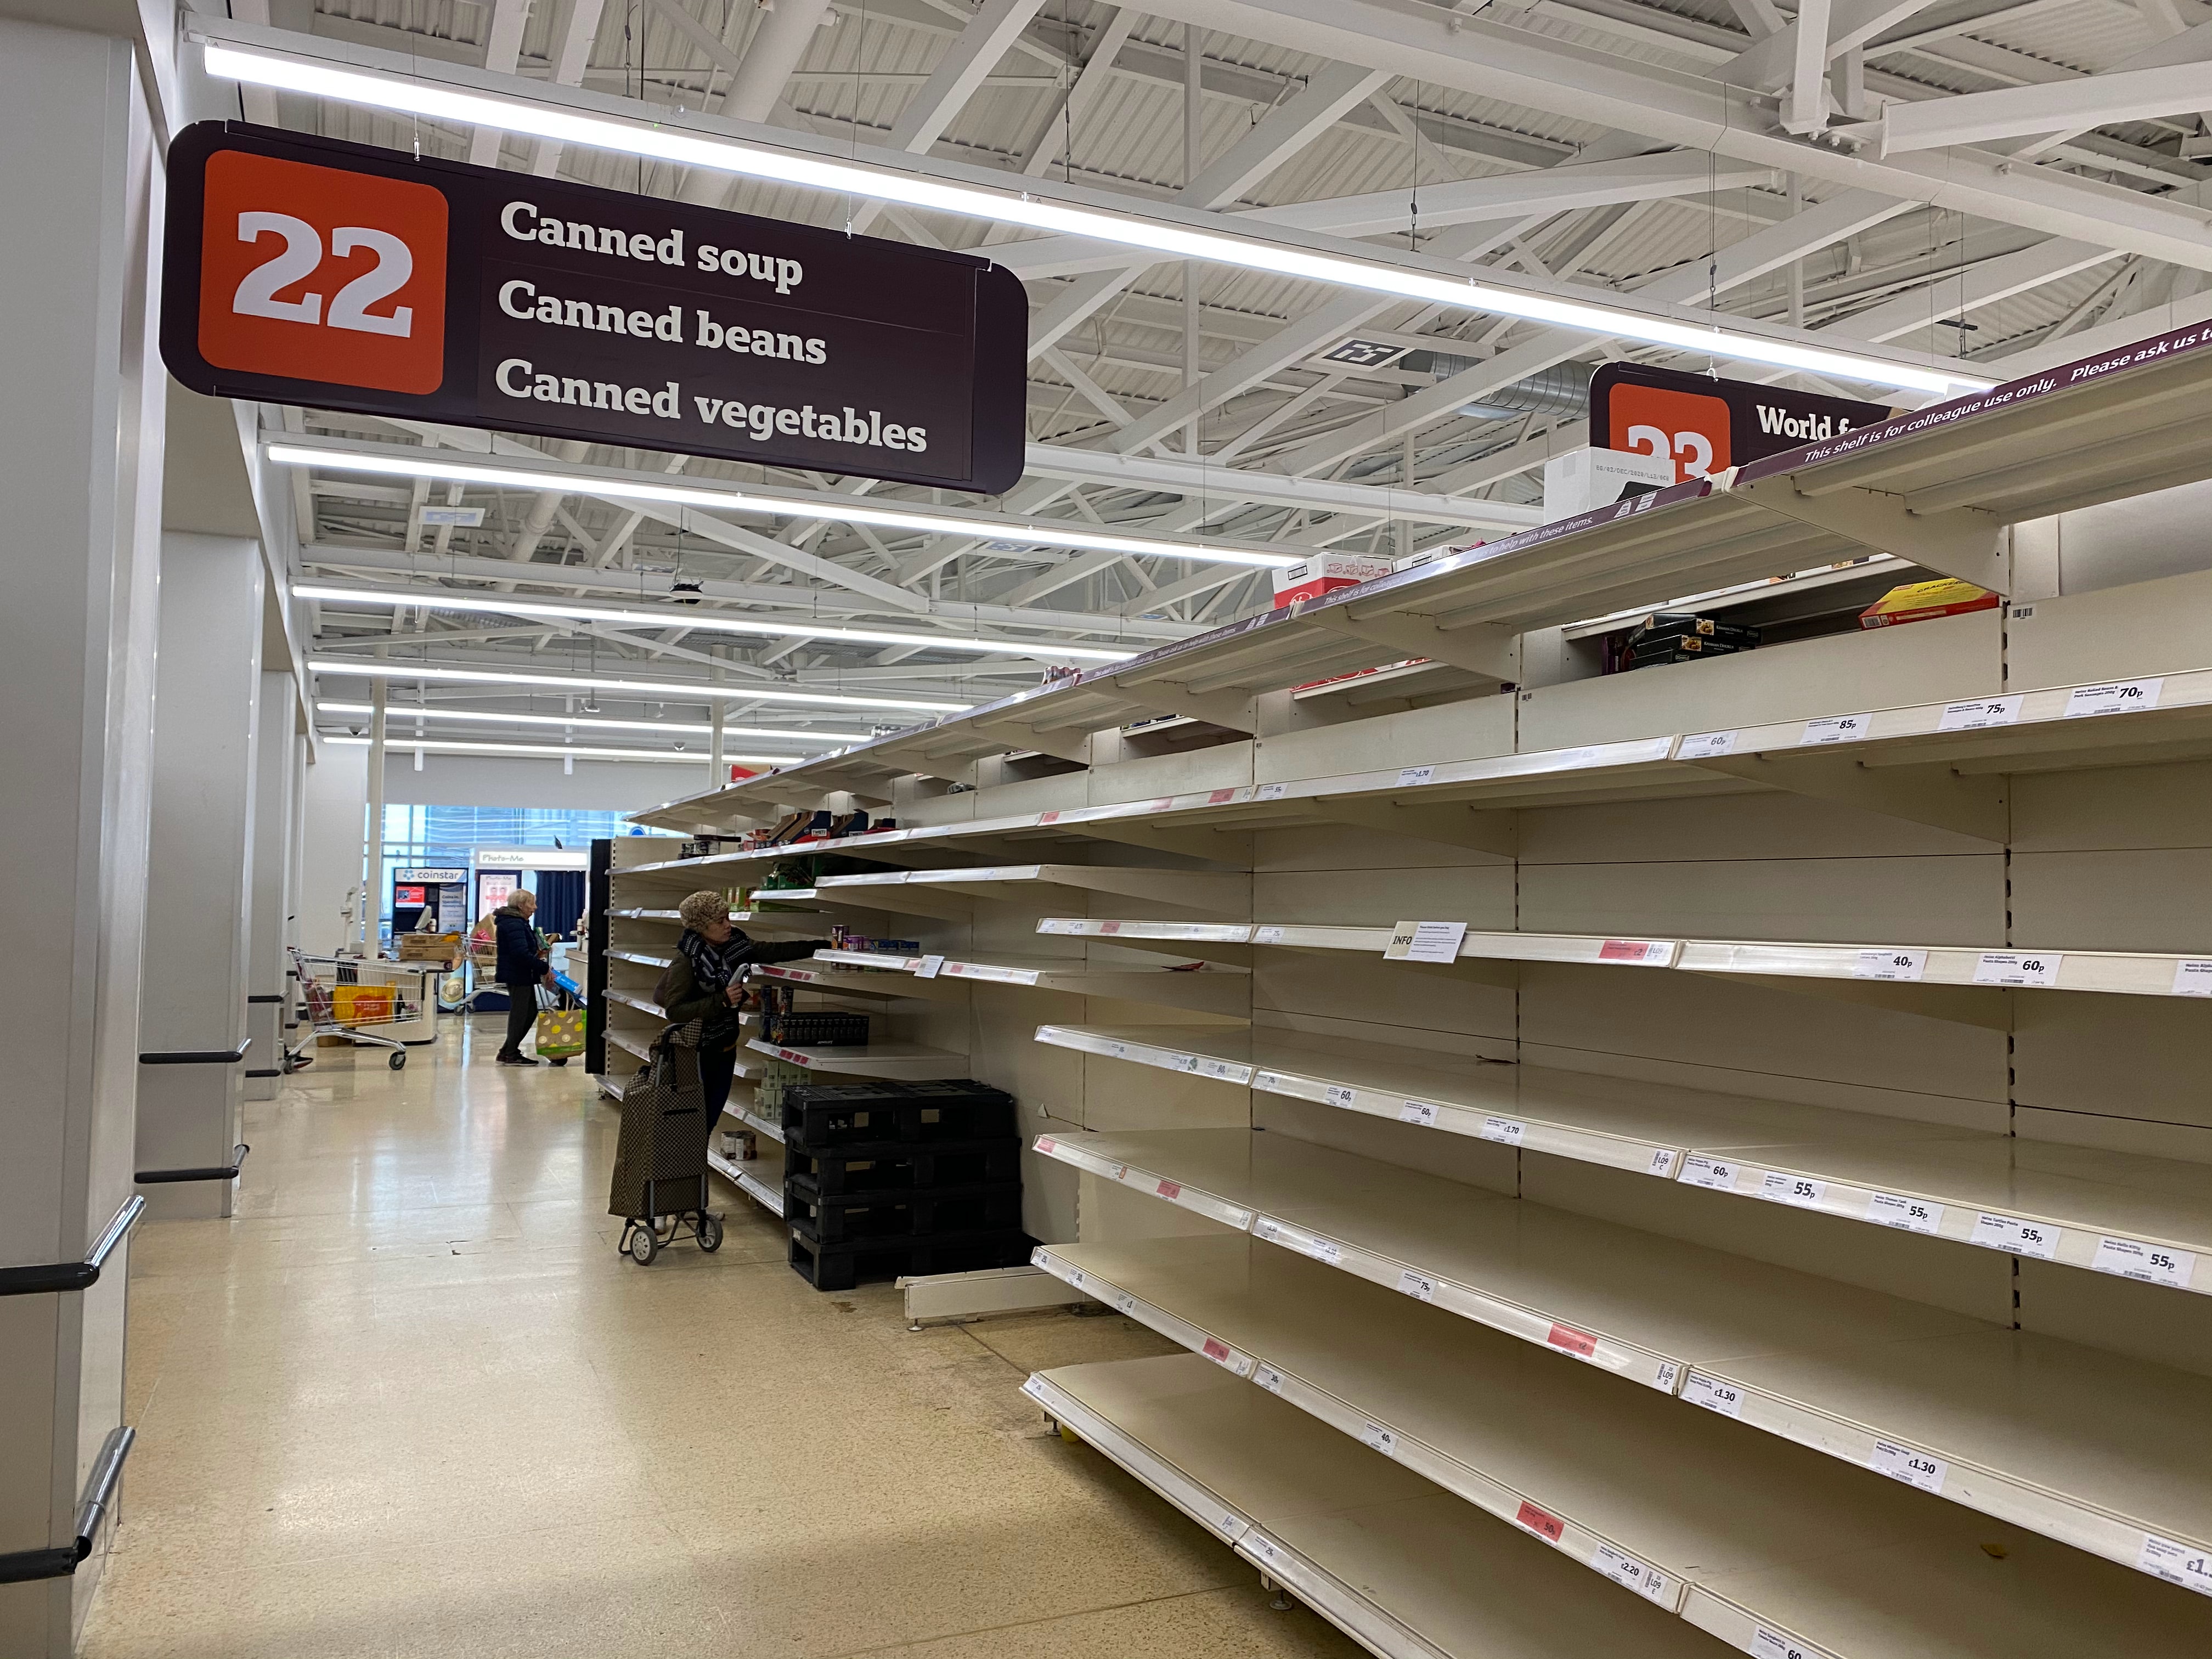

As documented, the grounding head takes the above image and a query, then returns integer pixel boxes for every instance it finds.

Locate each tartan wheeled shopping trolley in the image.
[610,1024,724,1265]
[287,949,417,1070]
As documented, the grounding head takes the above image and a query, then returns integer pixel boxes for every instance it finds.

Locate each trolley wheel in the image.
[550,1057,569,1067]
[628,1224,658,1265]
[387,1051,407,1070]
[697,1213,724,1252]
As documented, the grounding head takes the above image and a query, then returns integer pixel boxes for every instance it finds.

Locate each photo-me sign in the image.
[1590,363,1894,485]
[160,122,1026,493]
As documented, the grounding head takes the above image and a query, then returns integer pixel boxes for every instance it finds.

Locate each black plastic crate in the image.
[786,1226,1032,1291]
[783,1137,1022,1195]
[781,1080,1016,1147]
[785,1179,1024,1243]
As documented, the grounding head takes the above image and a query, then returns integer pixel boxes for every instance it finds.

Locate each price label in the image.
[1398,1268,1436,1301]
[1973,951,2062,988]
[1252,1070,1282,1091]
[1547,1323,1598,1358]
[1021,1375,1046,1401]
[1175,1053,1200,1074]
[1514,1500,1566,1544]
[1255,781,1288,801]
[1799,713,1870,745]
[1678,730,1739,759]
[2138,1533,2212,1595]
[1385,919,1468,963]
[1866,1192,1944,1234]
[1254,1363,1284,1394]
[1114,1291,1137,1314]
[1107,1042,1129,1060]
[1852,948,1927,982]
[1759,1171,1827,1209]
[1358,1421,1398,1457]
[1598,939,1670,963]
[1206,788,1238,805]
[2092,1237,2197,1288]
[1097,921,1123,936]
[1256,1220,1341,1266]
[1155,1178,1183,1200]
[1030,1246,1051,1268]
[1679,1155,1740,1193]
[1396,765,1437,787]
[1647,1149,1679,1177]
[1037,918,1082,935]
[1971,1212,2060,1260]
[1480,1116,1528,1147]
[1324,1084,1357,1108]
[913,954,945,979]
[1036,1138,1057,1155]
[1247,1533,1282,1567]
[1938,696,2023,731]
[1200,1336,1250,1374]
[1200,1058,1249,1081]
[1871,1440,1948,1493]
[2064,678,2164,718]
[1654,1361,1682,1392]
[1594,1543,1672,1604]
[1752,1626,1832,1659]
[2172,960,2212,996]
[1217,1511,1243,1537]
[1252,926,1285,945]
[1066,1268,1087,1288]
[1681,1372,1745,1418]
[1398,1100,1439,1127]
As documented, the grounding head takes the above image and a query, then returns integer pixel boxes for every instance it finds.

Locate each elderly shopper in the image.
[492,890,553,1065]
[655,890,831,1117]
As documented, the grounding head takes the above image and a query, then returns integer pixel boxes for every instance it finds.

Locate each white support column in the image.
[364,681,388,952]
[245,673,298,1101]
[136,537,265,1222]
[0,20,165,1650]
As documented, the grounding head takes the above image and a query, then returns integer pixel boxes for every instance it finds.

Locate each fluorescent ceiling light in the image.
[296,582,1138,661]
[323,734,760,764]
[266,444,1296,569]
[315,701,866,742]
[307,656,967,712]
[204,40,1994,397]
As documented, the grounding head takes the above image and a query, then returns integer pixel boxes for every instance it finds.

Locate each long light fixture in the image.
[315,701,867,742]
[267,444,1298,570]
[204,39,1994,397]
[296,582,1139,662]
[323,734,753,764]
[307,657,968,712]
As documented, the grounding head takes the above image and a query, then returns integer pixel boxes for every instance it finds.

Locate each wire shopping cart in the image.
[287,948,417,1071]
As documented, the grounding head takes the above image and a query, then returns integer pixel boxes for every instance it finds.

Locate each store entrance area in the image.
[81,1024,1354,1659]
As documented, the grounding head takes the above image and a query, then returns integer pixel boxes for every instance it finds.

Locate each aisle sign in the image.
[160,122,1026,493]
[1591,362,1893,483]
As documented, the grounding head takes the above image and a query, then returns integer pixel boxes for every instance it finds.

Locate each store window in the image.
[374,806,675,944]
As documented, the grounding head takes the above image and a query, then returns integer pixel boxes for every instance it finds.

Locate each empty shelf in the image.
[1035,1127,2212,1580]
[605,948,672,969]
[707,1139,784,1218]
[1032,1236,2212,1659]
[812,947,1250,1014]
[603,988,667,1019]
[742,1037,969,1079]
[1029,1354,1738,1659]
[752,960,964,1001]
[1036,1023,2212,1297]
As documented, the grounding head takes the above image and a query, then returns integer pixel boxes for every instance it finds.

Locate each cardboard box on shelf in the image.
[1858,578,2000,629]
[1271,553,1396,608]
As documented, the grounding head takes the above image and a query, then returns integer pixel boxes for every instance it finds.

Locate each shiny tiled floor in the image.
[82,1020,1362,1659]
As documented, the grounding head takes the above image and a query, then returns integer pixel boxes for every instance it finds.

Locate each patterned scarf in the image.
[676,927,746,1043]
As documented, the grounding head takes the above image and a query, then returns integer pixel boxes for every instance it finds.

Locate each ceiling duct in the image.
[1400,354,1594,424]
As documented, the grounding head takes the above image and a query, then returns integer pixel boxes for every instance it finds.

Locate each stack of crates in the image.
[781,1079,1030,1290]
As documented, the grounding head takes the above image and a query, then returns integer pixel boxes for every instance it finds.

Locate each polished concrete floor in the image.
[82,1018,1362,1659]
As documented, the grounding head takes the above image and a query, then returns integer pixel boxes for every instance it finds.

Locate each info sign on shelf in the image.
[159,122,1026,494]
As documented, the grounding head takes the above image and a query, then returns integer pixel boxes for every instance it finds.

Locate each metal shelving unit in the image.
[1030,1236,2212,1659]
[1028,1355,1741,1659]
[1031,1126,2212,1579]
[1034,1023,2212,1295]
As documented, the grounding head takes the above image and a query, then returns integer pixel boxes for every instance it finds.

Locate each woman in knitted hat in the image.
[656,890,831,1118]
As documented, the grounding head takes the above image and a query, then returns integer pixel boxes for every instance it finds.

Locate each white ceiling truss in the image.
[259,0,2212,765]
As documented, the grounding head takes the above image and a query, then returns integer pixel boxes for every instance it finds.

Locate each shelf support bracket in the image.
[1734,473,2008,594]
[1305,610,1520,682]
[1679,752,2007,843]
[967,718,1093,764]
[1309,797,1518,857]
[1095,680,1260,733]
[1061,820,1257,865]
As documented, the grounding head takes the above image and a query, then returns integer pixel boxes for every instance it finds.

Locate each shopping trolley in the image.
[286,948,417,1070]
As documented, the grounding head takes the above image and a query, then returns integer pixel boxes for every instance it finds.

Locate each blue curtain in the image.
[535,870,586,938]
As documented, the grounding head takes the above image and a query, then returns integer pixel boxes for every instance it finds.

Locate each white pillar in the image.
[136,535,265,1221]
[0,18,166,1651]
[363,682,387,952]
[245,673,298,1101]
